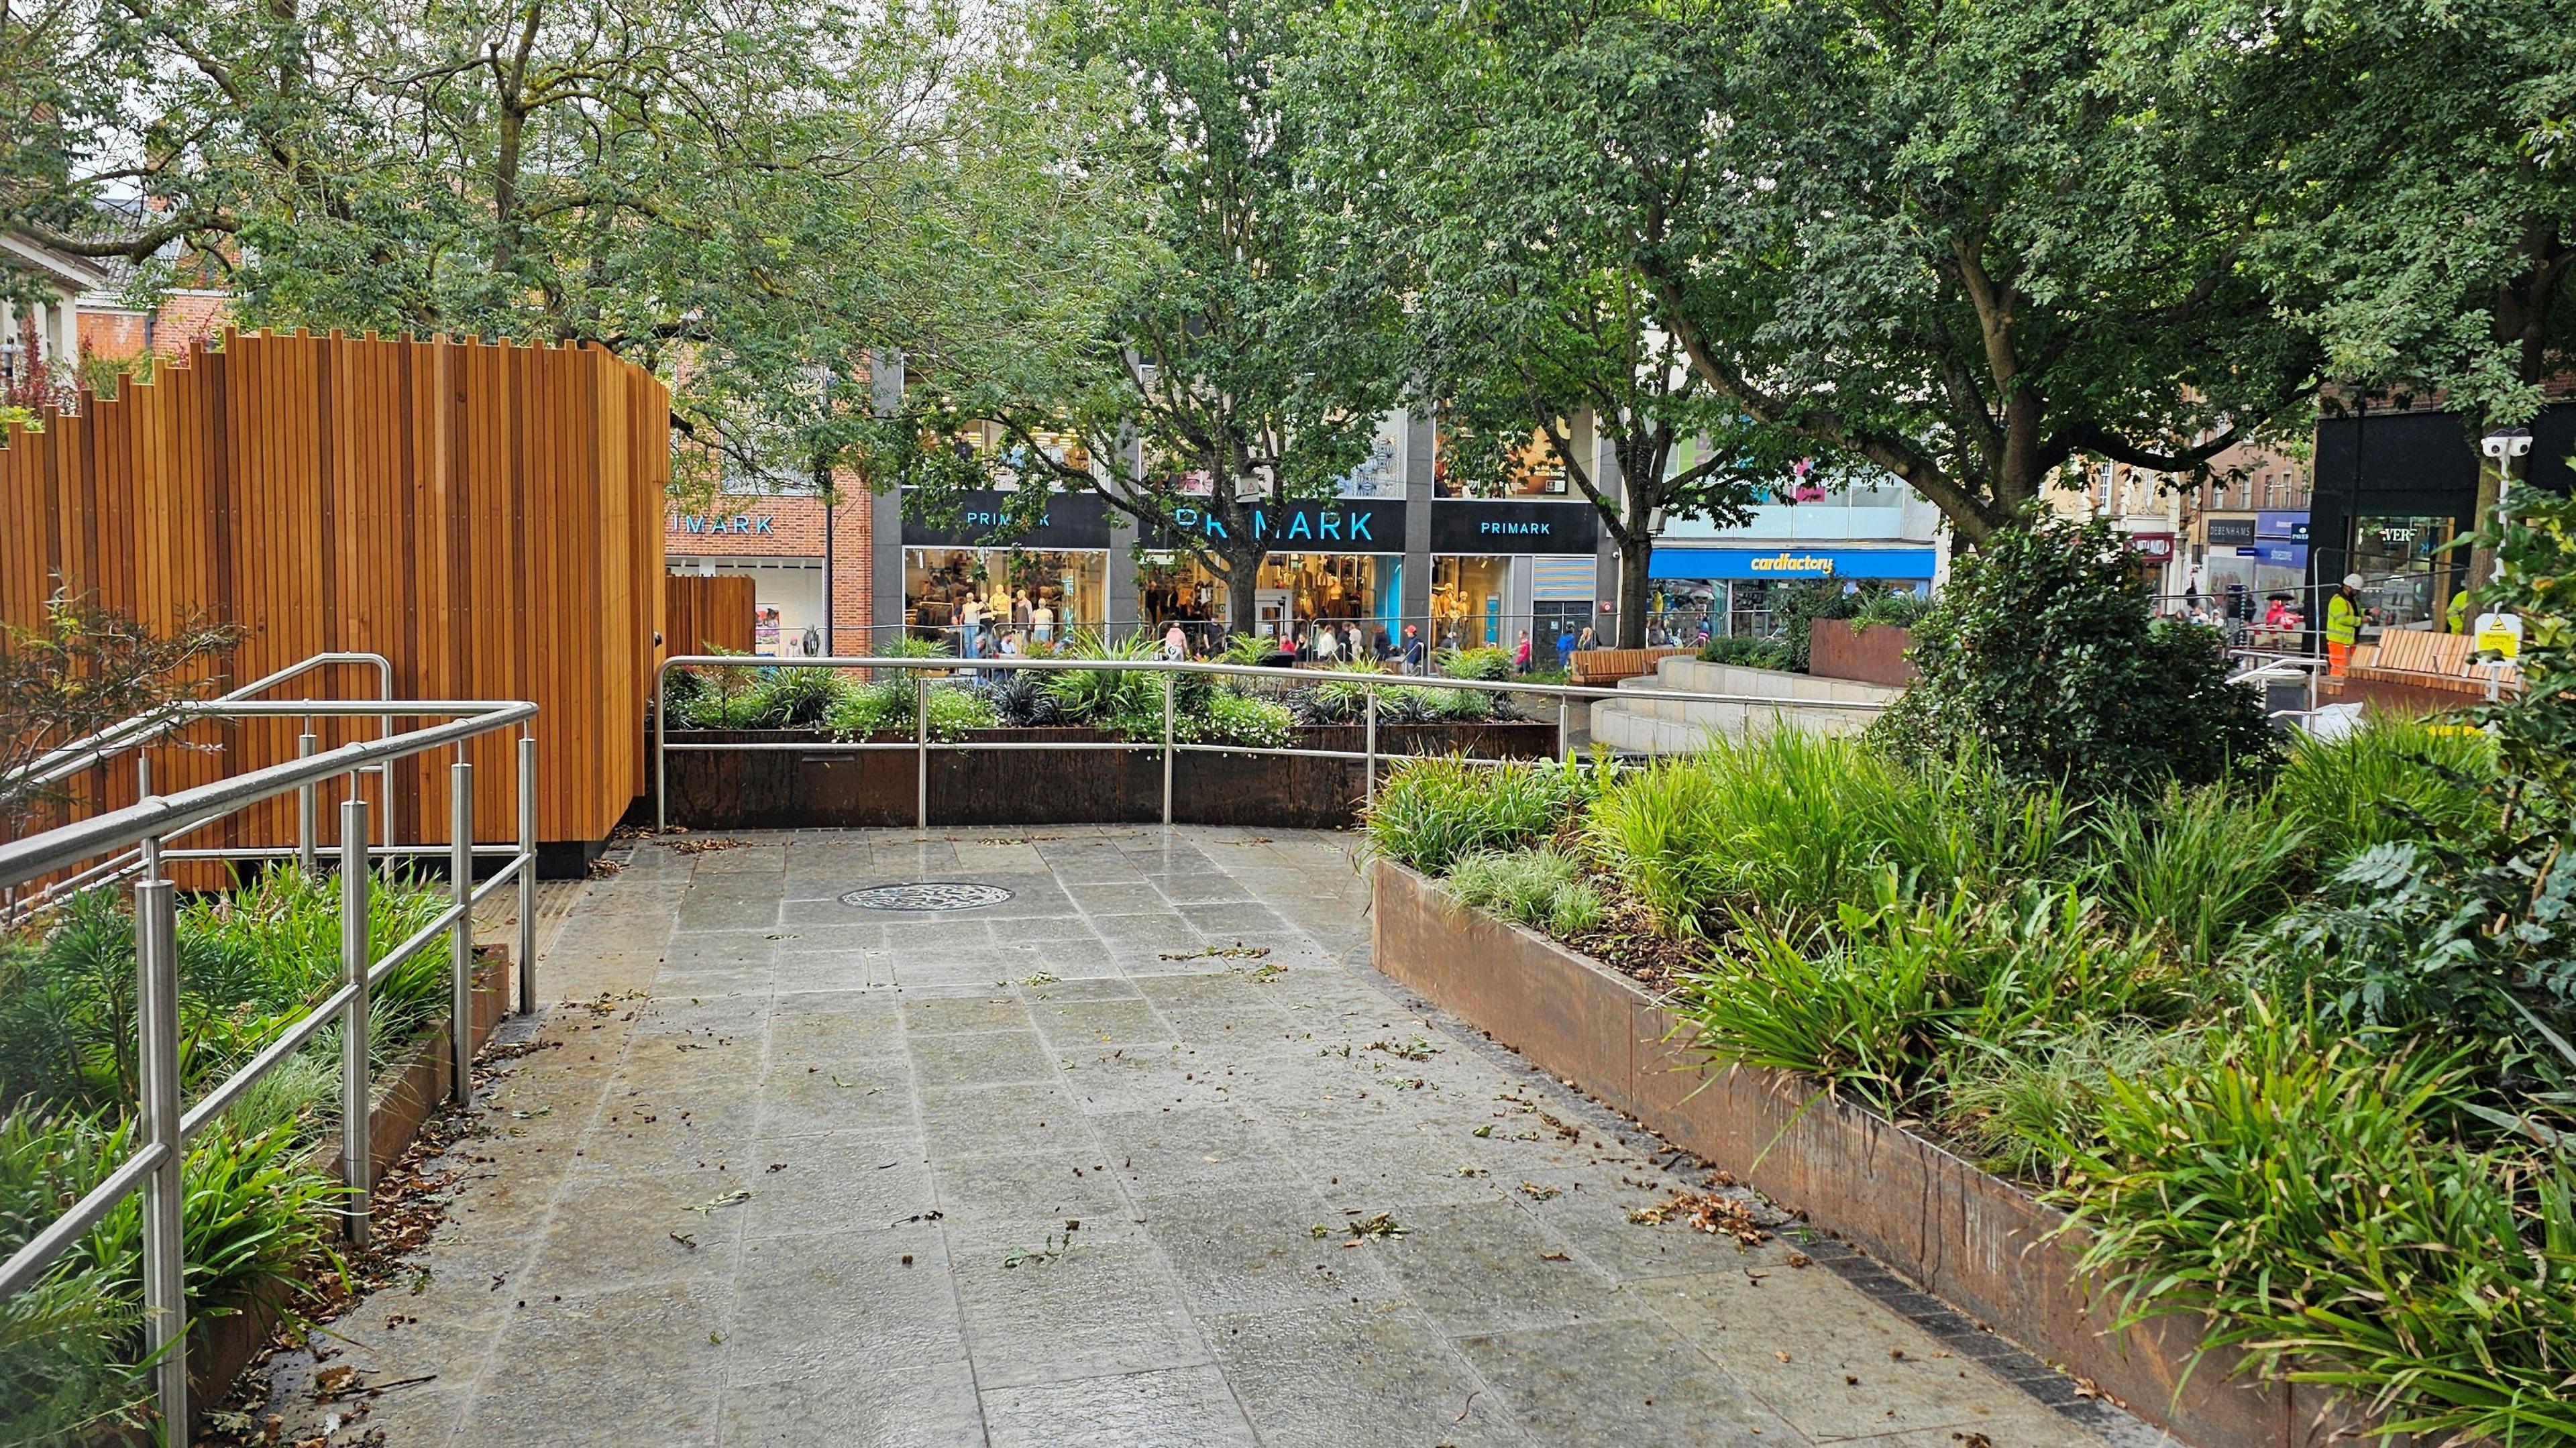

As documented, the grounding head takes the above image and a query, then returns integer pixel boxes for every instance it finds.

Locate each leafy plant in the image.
[824,678,999,741]
[1445,847,1603,936]
[1940,1020,2211,1180]
[1440,646,1513,682]
[755,667,851,727]
[976,669,1065,727]
[2092,785,2308,966]
[1872,516,2277,799]
[1364,757,1595,876]
[2273,718,2500,869]
[0,588,241,840]
[2061,1013,2576,1447]
[1175,690,1293,750]
[1695,635,1791,671]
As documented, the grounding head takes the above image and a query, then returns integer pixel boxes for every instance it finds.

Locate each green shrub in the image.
[2273,717,2500,869]
[1939,1020,2211,1180]
[1696,635,1792,671]
[824,679,999,741]
[1872,516,2277,799]
[2091,784,2308,966]
[1446,847,1603,936]
[2063,1013,2576,1447]
[753,666,849,726]
[1585,734,2073,936]
[1364,757,1594,875]
[1440,646,1513,682]
[1177,690,1294,749]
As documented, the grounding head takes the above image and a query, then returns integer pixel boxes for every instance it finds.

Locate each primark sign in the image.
[1144,500,1407,552]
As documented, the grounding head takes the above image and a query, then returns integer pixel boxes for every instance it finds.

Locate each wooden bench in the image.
[1570,647,1688,686]
[2347,628,2518,697]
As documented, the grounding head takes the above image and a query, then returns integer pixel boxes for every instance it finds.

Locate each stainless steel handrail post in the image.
[448,761,474,1109]
[376,654,398,853]
[517,734,537,1016]
[1557,693,1570,760]
[1161,673,1175,827]
[133,857,189,1438]
[653,662,669,834]
[296,730,319,874]
[914,672,930,831]
[1363,684,1378,810]
[339,798,372,1245]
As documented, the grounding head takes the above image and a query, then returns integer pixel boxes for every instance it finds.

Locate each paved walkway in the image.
[273,828,2159,1447]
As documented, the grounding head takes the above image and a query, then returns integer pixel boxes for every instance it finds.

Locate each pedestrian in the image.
[1342,623,1362,664]
[1554,626,1576,672]
[2325,573,2363,677]
[1030,598,1054,645]
[1513,630,1532,675]
[799,624,822,658]
[1312,623,1340,665]
[1401,624,1426,675]
[1163,621,1189,662]
[1575,624,1595,653]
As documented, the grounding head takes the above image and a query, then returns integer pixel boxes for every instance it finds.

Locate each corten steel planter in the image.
[1808,618,1919,685]
[659,722,1560,830]
[1368,859,2382,1448]
[185,947,515,1434]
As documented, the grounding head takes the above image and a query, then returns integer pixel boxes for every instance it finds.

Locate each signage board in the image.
[2474,611,2524,661]
[2236,543,2309,569]
[2256,510,2310,542]
[2126,532,2178,561]
[2205,518,2256,546]
[1430,500,1600,555]
[1647,546,1939,581]
[1138,499,1407,553]
[902,489,1112,551]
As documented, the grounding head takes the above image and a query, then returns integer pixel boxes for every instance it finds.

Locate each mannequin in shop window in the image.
[1031,598,1054,645]
[1013,590,1033,632]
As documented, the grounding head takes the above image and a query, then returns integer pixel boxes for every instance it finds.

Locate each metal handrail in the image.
[653,653,1891,832]
[0,687,541,1443]
[9,651,400,850]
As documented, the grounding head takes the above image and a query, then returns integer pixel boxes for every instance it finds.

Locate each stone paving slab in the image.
[254,826,2171,1447]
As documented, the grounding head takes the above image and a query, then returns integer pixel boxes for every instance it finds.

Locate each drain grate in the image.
[839,882,1014,912]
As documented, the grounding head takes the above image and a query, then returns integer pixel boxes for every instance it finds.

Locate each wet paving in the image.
[266,827,2169,1447]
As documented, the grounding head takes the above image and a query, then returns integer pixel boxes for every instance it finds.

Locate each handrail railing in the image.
[9,651,401,850]
[0,684,540,1443]
[653,653,1890,832]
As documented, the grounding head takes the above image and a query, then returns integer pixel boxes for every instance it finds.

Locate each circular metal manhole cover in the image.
[839,881,1015,913]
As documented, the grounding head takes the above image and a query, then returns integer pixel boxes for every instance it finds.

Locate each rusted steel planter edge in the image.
[1367,858,2377,1448]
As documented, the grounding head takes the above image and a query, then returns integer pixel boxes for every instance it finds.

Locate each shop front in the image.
[900,489,1113,645]
[1134,498,1409,647]
[1427,499,1602,651]
[2306,406,2556,642]
[666,496,870,657]
[1648,545,1938,638]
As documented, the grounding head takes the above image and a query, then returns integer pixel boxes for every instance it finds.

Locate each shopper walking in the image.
[1514,630,1532,675]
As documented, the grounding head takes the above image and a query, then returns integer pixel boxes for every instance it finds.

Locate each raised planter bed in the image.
[659,722,1561,830]
[186,946,515,1433]
[1809,618,1917,686]
[1368,859,2371,1448]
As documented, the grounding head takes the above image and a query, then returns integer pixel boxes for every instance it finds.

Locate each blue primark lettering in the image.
[1320,514,1342,540]
[1346,512,1372,543]
[1287,512,1312,541]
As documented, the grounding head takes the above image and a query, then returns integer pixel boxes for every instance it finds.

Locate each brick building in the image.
[664,493,874,655]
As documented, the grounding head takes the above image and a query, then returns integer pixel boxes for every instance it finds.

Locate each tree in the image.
[3,0,1121,485]
[0,588,240,843]
[871,0,1407,634]
[1301,6,1829,648]
[1473,0,2337,548]
[2251,0,2576,590]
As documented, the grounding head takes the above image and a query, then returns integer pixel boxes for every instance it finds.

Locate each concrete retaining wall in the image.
[1591,657,1899,754]
[1368,859,2375,1448]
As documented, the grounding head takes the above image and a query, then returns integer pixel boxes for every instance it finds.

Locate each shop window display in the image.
[2345,515,2464,634]
[904,547,1105,649]
[1431,556,1510,648]
[1138,553,1391,647]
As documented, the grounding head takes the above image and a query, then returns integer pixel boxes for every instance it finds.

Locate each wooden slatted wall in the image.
[0,329,669,858]
[664,573,757,656]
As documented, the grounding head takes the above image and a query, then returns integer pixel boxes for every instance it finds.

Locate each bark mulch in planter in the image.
[1368,858,2378,1448]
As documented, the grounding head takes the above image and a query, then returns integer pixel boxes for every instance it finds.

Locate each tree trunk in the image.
[1224,557,1260,641]
[1615,527,1652,650]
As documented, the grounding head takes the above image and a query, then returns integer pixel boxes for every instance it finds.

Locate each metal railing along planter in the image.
[185,945,515,1428]
[1368,858,2380,1448]
[655,722,1560,830]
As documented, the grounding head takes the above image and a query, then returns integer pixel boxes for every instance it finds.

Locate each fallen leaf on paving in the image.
[688,1188,754,1215]
[1775,1351,1792,1363]
[313,1366,358,1396]
[1345,1212,1404,1240]
[669,1231,698,1250]
[667,837,754,855]
[1786,1251,1813,1268]
[1471,1125,1494,1138]
[1538,1250,1570,1262]
[1519,1181,1560,1201]
[1625,1190,1769,1245]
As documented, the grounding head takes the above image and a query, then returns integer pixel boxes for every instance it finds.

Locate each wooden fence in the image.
[664,573,755,656]
[1,329,669,862]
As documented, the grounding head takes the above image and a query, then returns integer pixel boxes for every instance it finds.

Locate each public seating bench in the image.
[1570,647,1688,687]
